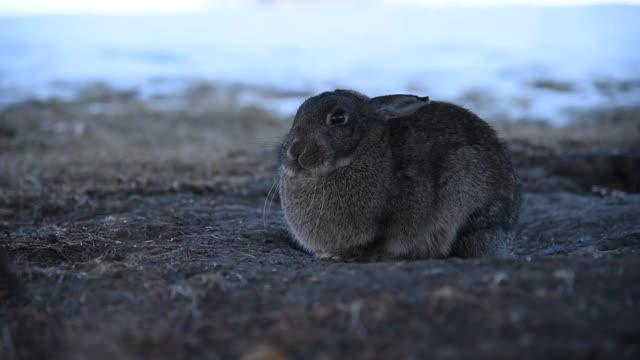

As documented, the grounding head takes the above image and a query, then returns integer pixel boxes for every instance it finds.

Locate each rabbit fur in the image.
[279,90,520,261]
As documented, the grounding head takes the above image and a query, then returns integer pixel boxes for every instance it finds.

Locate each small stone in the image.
[240,344,287,360]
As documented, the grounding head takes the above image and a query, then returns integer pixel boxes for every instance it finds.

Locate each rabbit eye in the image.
[327,109,348,126]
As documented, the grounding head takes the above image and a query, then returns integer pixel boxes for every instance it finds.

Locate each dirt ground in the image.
[1,83,639,359]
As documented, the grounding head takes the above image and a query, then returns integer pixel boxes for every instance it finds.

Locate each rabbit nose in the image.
[286,139,304,162]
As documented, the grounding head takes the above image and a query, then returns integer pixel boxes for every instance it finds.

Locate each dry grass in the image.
[0,83,289,213]
[490,105,640,151]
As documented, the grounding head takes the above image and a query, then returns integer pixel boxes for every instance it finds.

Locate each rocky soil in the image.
[1,83,639,359]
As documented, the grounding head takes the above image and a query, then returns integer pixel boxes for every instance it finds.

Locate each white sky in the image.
[0,0,639,15]
[0,0,211,15]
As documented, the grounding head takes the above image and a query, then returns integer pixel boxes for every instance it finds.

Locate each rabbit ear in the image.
[369,95,430,121]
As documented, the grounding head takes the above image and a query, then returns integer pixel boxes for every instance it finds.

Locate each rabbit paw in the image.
[316,252,356,262]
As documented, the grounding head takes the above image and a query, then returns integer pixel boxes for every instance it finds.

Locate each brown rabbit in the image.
[279,90,520,261]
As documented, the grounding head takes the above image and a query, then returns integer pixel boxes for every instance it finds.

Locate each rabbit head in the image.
[281,90,429,177]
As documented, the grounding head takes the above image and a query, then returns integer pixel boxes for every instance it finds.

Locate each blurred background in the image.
[1,0,639,124]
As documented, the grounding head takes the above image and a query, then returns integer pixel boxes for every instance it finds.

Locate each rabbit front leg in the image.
[315,251,355,262]
[315,249,384,263]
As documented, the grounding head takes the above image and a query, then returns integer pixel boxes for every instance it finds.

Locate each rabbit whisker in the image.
[263,177,278,229]
[268,178,280,215]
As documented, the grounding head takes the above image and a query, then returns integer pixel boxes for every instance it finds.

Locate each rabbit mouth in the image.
[282,138,355,177]
[282,160,330,177]
[283,155,353,178]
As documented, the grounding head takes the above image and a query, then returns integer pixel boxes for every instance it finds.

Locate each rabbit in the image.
[278,90,521,261]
